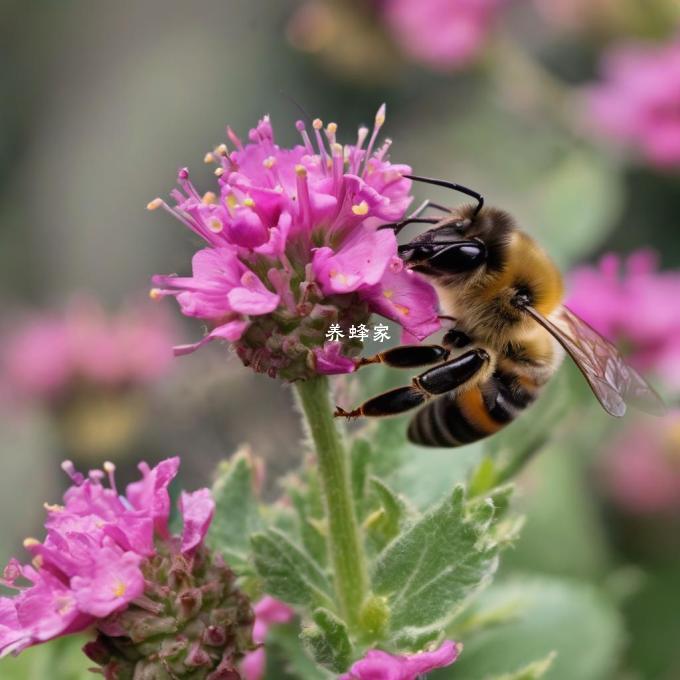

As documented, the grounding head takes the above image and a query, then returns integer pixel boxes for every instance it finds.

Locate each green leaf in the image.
[265,623,331,680]
[487,652,557,680]
[287,473,328,569]
[301,608,353,672]
[208,447,262,572]
[371,485,509,646]
[363,477,412,551]
[443,576,624,680]
[0,636,91,679]
[468,456,499,497]
[251,529,334,609]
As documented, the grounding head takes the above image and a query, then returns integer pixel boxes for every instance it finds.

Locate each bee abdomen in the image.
[407,372,539,448]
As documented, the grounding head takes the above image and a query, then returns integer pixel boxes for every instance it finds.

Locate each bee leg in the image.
[359,344,450,368]
[335,349,489,419]
[415,348,490,395]
[334,385,427,418]
[443,328,472,348]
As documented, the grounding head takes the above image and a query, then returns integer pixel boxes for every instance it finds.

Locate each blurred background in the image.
[1,1,679,678]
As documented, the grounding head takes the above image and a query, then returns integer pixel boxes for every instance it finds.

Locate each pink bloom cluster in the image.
[0,457,213,657]
[340,640,461,680]
[381,0,506,70]
[150,106,440,381]
[566,250,680,388]
[1,296,175,404]
[241,596,295,680]
[601,411,680,515]
[588,36,680,167]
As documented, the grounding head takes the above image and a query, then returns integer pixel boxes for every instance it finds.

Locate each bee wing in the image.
[523,304,665,417]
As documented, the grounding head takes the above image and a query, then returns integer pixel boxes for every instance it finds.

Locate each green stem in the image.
[295,376,367,624]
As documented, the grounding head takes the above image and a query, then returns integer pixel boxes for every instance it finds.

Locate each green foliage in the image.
[0,636,91,680]
[251,529,334,609]
[208,447,262,573]
[441,576,624,680]
[301,608,353,672]
[265,624,330,680]
[487,652,557,680]
[372,485,518,648]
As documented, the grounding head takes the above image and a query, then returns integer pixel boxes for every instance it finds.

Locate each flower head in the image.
[382,0,506,70]
[600,411,680,515]
[340,640,461,680]
[0,458,253,678]
[150,106,440,381]
[241,596,295,680]
[566,250,680,388]
[1,296,175,405]
[588,36,680,167]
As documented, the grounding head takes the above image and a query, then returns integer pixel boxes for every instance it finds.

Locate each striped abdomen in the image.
[407,370,540,447]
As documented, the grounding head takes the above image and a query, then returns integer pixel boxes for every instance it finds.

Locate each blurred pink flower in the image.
[340,640,461,680]
[382,0,506,70]
[1,296,175,405]
[150,106,440,381]
[601,411,680,515]
[241,596,295,680]
[566,250,680,388]
[0,457,214,657]
[588,36,680,167]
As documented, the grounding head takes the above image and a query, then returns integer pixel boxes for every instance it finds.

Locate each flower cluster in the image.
[150,106,440,381]
[1,296,175,405]
[0,458,254,678]
[340,640,461,680]
[588,36,680,167]
[381,0,507,71]
[566,250,680,388]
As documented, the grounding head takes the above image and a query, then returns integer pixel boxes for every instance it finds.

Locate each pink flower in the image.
[382,0,506,70]
[566,251,680,388]
[241,596,295,680]
[600,411,680,515]
[150,105,440,381]
[340,640,461,680]
[1,296,176,406]
[588,36,680,167]
[0,457,215,658]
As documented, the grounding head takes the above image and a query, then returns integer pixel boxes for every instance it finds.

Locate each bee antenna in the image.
[279,90,313,128]
[404,174,484,217]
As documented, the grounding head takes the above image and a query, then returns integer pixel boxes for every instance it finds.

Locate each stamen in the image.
[325,121,337,146]
[149,288,163,300]
[214,167,225,177]
[243,197,255,208]
[295,165,312,231]
[362,103,386,177]
[103,461,118,494]
[226,126,244,150]
[312,118,329,172]
[43,503,64,512]
[352,201,369,216]
[202,191,217,204]
[23,538,40,549]
[296,120,315,155]
[203,152,215,164]
[146,198,163,211]
[215,143,228,157]
[207,216,223,233]
[61,460,84,486]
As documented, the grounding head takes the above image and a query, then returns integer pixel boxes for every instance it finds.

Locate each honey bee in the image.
[335,175,664,448]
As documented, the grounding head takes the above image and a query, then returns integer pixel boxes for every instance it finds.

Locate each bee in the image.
[334,175,664,448]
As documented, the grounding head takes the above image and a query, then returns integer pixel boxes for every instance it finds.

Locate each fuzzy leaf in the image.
[266,624,331,680]
[301,608,353,672]
[251,529,334,609]
[208,448,262,572]
[364,477,413,552]
[371,485,507,646]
